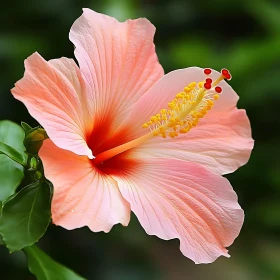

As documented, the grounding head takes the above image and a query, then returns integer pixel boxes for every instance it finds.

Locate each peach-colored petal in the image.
[118,67,253,175]
[11,53,94,158]
[109,158,244,264]
[130,108,253,175]
[70,8,164,132]
[39,139,130,232]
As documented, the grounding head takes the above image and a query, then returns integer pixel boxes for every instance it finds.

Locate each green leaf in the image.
[0,181,52,252]
[24,245,86,280]
[21,122,32,133]
[0,202,2,245]
[0,141,27,166]
[0,120,26,201]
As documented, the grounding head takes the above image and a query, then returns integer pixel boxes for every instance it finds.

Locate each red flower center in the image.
[87,117,136,174]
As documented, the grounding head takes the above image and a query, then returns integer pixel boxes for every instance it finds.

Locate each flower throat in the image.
[94,68,232,165]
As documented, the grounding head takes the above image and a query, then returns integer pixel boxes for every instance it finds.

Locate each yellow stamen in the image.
[198,81,204,88]
[142,123,149,128]
[142,75,225,139]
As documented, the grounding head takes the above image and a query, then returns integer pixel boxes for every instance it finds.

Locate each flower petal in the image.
[70,8,164,131]
[130,108,253,175]
[39,139,130,232]
[11,53,93,158]
[120,67,253,175]
[109,158,244,264]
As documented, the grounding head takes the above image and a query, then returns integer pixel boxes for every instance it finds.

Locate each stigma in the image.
[142,68,232,139]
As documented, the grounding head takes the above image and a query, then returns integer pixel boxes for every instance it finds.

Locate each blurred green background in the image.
[0,0,279,279]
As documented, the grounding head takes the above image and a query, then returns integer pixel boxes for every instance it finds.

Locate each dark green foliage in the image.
[0,181,52,252]
[24,245,86,280]
[0,121,26,201]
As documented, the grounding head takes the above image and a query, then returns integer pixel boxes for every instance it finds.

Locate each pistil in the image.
[94,68,231,165]
[94,132,153,165]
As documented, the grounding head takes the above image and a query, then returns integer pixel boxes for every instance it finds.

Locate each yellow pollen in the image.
[142,123,149,128]
[198,81,204,88]
[142,76,225,139]
[189,82,196,88]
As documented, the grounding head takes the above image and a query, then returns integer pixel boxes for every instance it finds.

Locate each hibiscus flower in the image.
[11,8,253,264]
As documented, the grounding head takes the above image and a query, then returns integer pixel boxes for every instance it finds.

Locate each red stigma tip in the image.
[226,73,232,80]
[204,68,212,75]
[204,83,212,90]
[221,68,229,75]
[215,86,222,93]
[206,78,212,84]
[221,68,232,80]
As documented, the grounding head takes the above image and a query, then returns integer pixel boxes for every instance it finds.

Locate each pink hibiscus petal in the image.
[11,53,94,158]
[39,139,130,232]
[109,158,244,264]
[130,108,253,175]
[70,8,164,132]
[118,67,253,175]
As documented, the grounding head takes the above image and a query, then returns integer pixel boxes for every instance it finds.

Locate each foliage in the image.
[24,245,86,280]
[0,181,51,252]
[0,121,26,201]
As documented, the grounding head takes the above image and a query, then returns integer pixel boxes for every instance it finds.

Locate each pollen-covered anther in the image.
[198,81,204,88]
[142,123,149,128]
